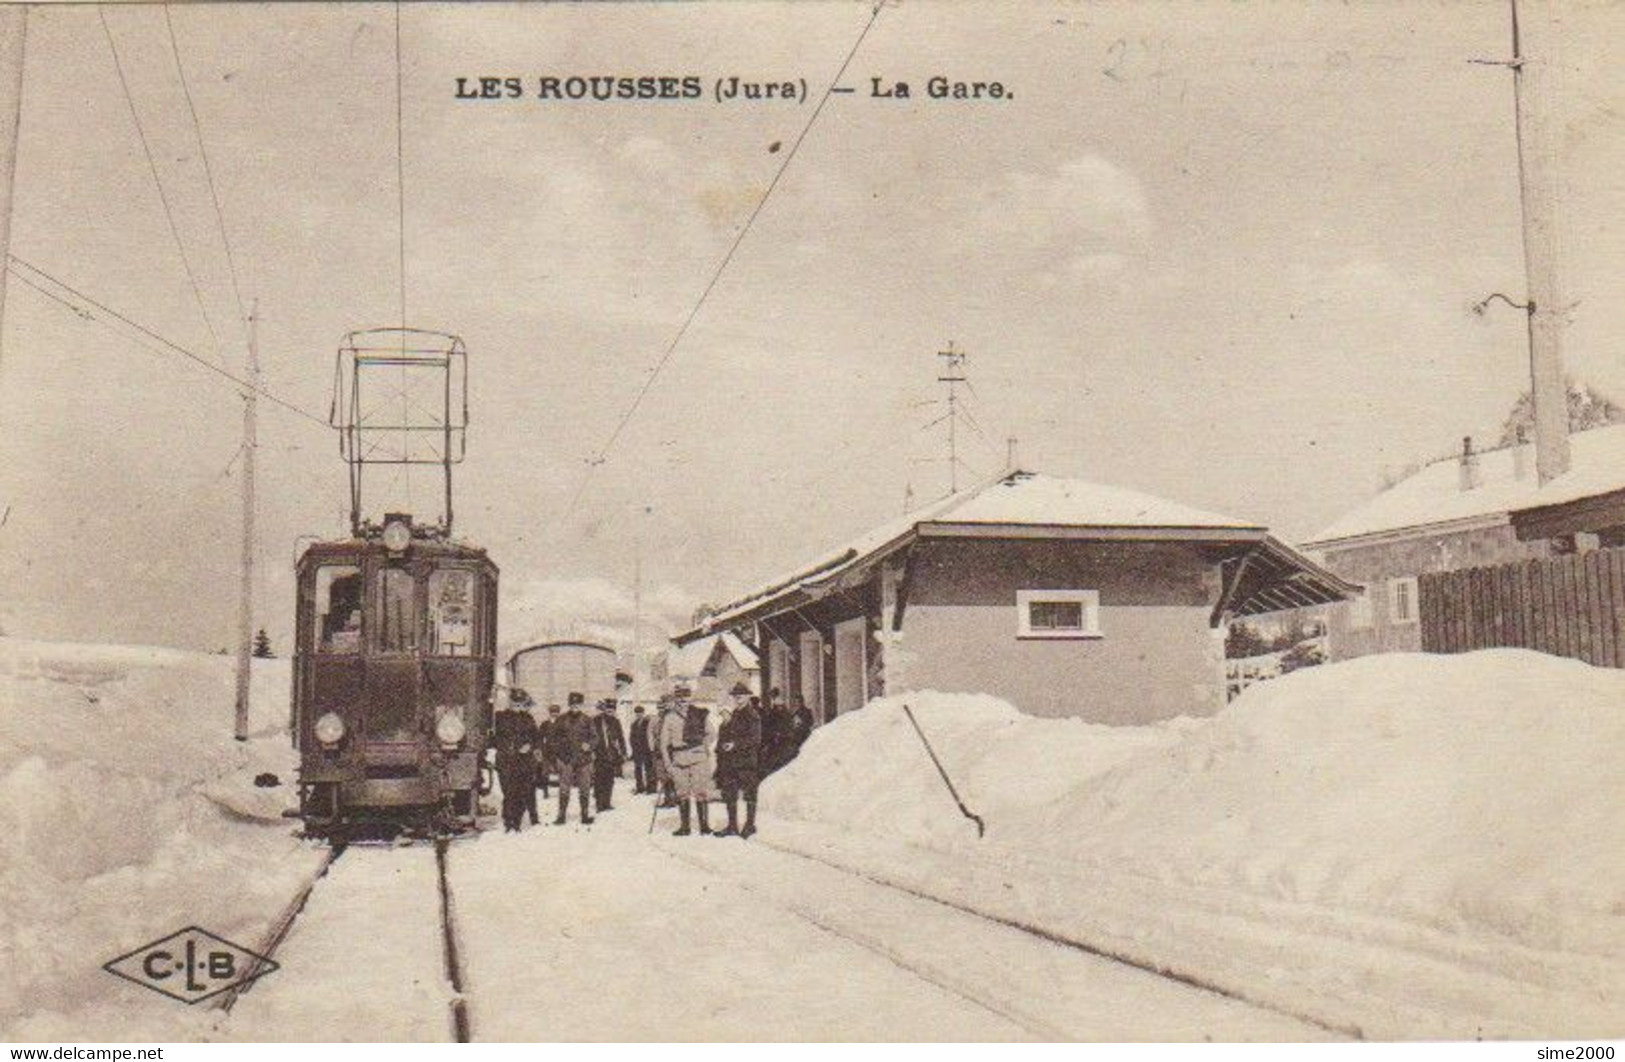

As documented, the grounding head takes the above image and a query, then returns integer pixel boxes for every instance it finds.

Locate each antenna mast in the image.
[936,340,967,493]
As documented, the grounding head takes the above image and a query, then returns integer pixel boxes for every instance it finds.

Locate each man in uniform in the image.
[651,693,679,807]
[591,698,628,812]
[787,696,815,766]
[533,702,559,800]
[714,682,763,838]
[628,704,655,794]
[491,690,538,832]
[656,684,716,836]
[549,692,596,825]
[759,687,788,775]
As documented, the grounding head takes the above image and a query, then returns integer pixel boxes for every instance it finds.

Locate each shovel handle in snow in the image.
[901,703,985,838]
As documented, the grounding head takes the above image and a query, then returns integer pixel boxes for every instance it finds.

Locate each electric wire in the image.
[161,4,248,333]
[7,254,327,427]
[97,5,226,362]
[562,0,887,517]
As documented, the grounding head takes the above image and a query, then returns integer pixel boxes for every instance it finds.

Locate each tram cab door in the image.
[364,561,422,750]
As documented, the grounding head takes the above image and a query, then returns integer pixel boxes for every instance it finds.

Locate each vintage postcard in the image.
[0,0,1621,1048]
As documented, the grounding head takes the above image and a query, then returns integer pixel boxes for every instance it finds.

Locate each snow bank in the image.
[1032,650,1625,955]
[760,652,1625,1037]
[0,639,322,1040]
[763,691,1182,849]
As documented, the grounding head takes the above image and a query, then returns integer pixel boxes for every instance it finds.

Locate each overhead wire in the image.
[7,254,328,427]
[161,3,248,334]
[97,5,227,363]
[561,0,888,517]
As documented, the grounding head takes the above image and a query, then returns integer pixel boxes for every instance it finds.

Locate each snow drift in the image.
[761,651,1625,1037]
[0,638,321,1040]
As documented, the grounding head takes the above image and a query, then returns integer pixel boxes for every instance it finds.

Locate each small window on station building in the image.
[1016,590,1101,639]
[314,564,362,654]
[1389,576,1419,625]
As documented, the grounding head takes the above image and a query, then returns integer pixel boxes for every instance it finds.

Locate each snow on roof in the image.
[1306,425,1625,547]
[718,630,760,671]
[932,471,1258,530]
[684,471,1274,638]
[666,631,762,678]
[665,637,715,680]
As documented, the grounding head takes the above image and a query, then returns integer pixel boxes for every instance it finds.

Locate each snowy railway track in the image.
[216,837,475,1042]
[214,842,347,1015]
[434,838,473,1043]
[658,844,1070,1040]
[751,837,1362,1041]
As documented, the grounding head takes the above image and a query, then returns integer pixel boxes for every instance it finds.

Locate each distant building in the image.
[678,471,1352,726]
[659,630,760,706]
[1303,425,1625,660]
[508,640,618,709]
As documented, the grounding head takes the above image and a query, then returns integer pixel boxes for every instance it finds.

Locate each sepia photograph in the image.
[0,0,1621,1048]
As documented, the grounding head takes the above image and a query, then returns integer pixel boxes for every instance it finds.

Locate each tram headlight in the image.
[314,712,345,746]
[435,710,466,748]
[382,519,412,553]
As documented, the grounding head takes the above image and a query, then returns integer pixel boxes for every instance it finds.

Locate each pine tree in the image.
[1499,379,1625,447]
[252,628,274,659]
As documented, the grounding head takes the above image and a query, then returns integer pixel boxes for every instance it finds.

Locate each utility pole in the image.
[936,341,967,494]
[0,7,27,363]
[1508,0,1571,483]
[234,301,259,741]
[631,504,646,709]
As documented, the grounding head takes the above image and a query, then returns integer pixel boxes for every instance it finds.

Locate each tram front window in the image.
[377,567,418,653]
[428,569,475,657]
[314,565,362,654]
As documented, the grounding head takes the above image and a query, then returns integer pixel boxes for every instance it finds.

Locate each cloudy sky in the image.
[1,0,1622,651]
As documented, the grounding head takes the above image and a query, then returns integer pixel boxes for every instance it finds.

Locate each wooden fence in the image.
[1419,546,1625,668]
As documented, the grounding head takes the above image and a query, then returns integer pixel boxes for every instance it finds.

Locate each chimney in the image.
[1512,426,1532,481]
[1458,435,1482,492]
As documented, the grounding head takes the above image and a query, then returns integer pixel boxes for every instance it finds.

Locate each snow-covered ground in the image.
[297,801,1327,1041]
[6,635,1619,1041]
[760,652,1625,1039]
[0,638,325,1041]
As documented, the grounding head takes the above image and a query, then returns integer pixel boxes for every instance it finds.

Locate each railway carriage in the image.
[292,513,498,835]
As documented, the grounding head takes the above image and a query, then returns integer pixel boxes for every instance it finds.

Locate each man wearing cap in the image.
[759,686,789,775]
[656,684,716,836]
[532,702,557,801]
[651,693,679,807]
[628,704,655,794]
[548,691,596,825]
[591,698,628,812]
[714,683,763,838]
[491,690,538,833]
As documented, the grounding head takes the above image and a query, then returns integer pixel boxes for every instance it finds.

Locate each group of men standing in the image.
[491,689,628,832]
[490,682,815,838]
[629,683,815,838]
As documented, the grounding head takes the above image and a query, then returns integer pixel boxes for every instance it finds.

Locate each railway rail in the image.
[658,845,1068,1040]
[217,836,474,1042]
[214,843,346,1015]
[749,836,1363,1041]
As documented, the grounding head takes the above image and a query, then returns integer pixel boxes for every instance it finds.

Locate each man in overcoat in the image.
[549,692,596,825]
[714,683,762,838]
[491,693,538,832]
[656,684,716,836]
[591,699,628,812]
[628,705,655,794]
